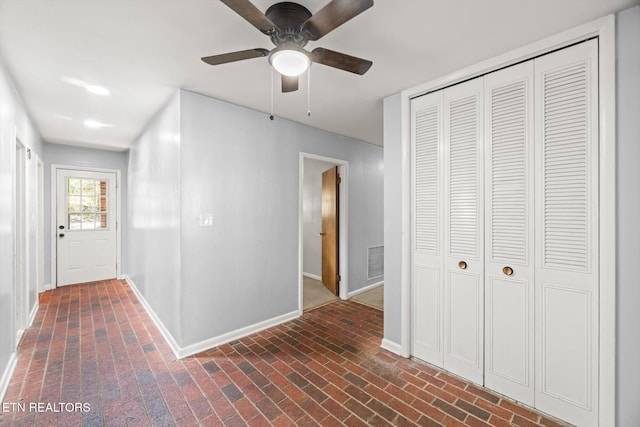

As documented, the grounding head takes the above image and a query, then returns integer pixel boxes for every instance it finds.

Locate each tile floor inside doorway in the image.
[303,277,384,312]
[0,279,569,426]
[302,276,339,311]
[350,286,383,311]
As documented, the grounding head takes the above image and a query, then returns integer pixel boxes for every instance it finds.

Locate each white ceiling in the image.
[0,0,637,150]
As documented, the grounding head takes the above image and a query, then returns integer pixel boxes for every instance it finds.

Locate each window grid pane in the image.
[69,214,81,230]
[66,178,108,230]
[68,178,81,195]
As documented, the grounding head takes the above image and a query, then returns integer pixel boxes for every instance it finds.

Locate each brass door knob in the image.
[503,266,513,276]
[458,261,467,270]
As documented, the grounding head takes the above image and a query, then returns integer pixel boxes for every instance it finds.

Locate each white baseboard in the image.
[28,299,39,327]
[302,272,322,281]
[124,274,300,360]
[381,338,405,357]
[179,310,299,359]
[347,280,383,299]
[0,352,18,404]
[123,275,182,360]
[44,283,54,291]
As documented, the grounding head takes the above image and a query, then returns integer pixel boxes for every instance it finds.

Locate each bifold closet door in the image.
[534,39,599,427]
[483,61,535,405]
[443,77,484,385]
[411,90,444,367]
[410,77,485,385]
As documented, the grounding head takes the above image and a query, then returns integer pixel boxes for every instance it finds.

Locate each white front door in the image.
[56,169,117,286]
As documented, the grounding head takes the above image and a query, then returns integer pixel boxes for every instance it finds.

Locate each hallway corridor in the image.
[0,280,567,426]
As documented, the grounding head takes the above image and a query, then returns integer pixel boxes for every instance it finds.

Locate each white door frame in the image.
[50,164,122,287]
[13,133,28,349]
[298,153,349,314]
[397,15,616,426]
[36,156,45,294]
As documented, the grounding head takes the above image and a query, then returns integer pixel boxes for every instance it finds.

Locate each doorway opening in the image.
[299,153,348,313]
[14,138,28,348]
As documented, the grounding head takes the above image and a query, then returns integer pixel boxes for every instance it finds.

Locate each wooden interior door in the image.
[321,166,339,295]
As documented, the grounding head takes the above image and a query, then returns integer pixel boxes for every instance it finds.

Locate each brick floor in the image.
[0,279,571,426]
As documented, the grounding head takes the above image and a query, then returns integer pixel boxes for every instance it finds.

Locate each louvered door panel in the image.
[490,81,527,264]
[443,77,484,385]
[484,61,535,405]
[411,91,445,367]
[534,40,599,427]
[448,95,479,258]
[415,105,441,254]
[542,60,590,271]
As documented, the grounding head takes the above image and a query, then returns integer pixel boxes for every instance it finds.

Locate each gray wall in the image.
[43,142,129,285]
[303,158,338,278]
[383,94,404,346]
[616,6,640,426]
[178,90,383,346]
[0,58,44,394]
[127,92,182,344]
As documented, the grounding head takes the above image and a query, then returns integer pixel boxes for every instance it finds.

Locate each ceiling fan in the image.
[202,0,374,93]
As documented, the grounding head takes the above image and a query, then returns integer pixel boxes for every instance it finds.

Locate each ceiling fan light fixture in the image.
[270,48,309,76]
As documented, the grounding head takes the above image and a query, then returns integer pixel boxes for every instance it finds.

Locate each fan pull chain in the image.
[307,66,311,117]
[269,67,275,120]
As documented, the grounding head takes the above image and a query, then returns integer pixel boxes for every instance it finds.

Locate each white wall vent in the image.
[368,245,384,279]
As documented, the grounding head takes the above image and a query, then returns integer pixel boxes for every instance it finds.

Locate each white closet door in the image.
[534,39,599,427]
[484,61,535,405]
[411,90,445,367]
[443,77,484,385]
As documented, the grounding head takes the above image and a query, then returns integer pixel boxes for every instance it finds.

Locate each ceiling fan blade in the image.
[311,48,372,75]
[201,48,269,66]
[282,75,299,93]
[301,0,373,41]
[219,0,278,35]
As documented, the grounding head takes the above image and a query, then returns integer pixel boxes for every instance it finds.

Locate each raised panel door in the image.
[443,77,484,385]
[534,39,599,427]
[411,90,445,366]
[484,61,535,405]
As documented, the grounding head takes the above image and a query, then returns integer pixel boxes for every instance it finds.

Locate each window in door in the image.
[66,178,108,230]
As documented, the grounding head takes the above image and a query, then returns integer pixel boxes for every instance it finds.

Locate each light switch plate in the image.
[199,213,213,227]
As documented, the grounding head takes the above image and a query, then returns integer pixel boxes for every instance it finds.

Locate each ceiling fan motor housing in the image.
[203,0,374,92]
[265,2,312,47]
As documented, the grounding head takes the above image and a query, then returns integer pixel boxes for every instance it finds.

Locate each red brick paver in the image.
[0,280,571,426]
